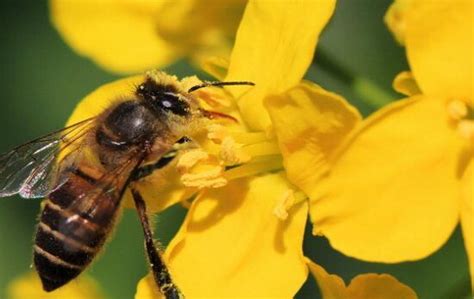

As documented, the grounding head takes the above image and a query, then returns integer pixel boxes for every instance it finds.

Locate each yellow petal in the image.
[49,0,178,73]
[226,0,336,131]
[346,274,417,299]
[7,271,105,299]
[405,0,473,99]
[123,165,195,214]
[163,173,308,297]
[155,0,245,48]
[384,0,415,45]
[305,258,347,299]
[195,56,229,81]
[135,274,163,299]
[265,81,361,200]
[460,157,474,292]
[393,71,422,96]
[306,258,417,299]
[65,75,146,127]
[312,96,462,262]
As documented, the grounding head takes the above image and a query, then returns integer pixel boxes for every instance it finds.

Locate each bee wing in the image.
[62,149,147,224]
[0,118,96,198]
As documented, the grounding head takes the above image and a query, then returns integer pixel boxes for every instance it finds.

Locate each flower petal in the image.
[163,173,308,297]
[265,81,361,200]
[154,0,245,47]
[405,0,473,99]
[226,0,336,131]
[49,0,178,73]
[135,274,163,299]
[7,271,105,299]
[123,165,195,213]
[346,274,417,299]
[195,56,229,80]
[384,0,415,45]
[306,258,417,299]
[460,157,474,291]
[392,71,421,97]
[65,75,146,127]
[312,96,462,262]
[305,258,347,299]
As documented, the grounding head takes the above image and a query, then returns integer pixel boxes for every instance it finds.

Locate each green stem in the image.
[314,49,394,108]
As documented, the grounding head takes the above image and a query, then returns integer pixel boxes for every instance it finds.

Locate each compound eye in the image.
[159,92,189,116]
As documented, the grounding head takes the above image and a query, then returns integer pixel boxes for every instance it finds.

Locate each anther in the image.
[447,99,468,120]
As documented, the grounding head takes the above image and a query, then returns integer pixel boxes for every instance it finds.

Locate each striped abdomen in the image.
[34,165,121,292]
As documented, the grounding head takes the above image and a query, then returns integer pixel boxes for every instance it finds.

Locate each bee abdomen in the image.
[33,245,82,292]
[36,221,95,266]
[34,164,118,292]
[48,166,101,209]
[34,202,109,292]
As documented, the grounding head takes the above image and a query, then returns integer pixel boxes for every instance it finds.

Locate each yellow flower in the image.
[307,258,417,299]
[305,0,474,291]
[58,0,419,297]
[49,0,246,74]
[136,258,418,299]
[7,271,104,299]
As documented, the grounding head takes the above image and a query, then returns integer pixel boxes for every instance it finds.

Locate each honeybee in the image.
[0,70,253,298]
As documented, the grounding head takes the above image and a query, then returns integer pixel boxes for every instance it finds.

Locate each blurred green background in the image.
[0,1,470,299]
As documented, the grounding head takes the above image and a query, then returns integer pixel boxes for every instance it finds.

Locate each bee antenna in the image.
[187,81,255,93]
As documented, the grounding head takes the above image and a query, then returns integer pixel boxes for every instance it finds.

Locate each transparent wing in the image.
[62,149,147,225]
[0,118,96,198]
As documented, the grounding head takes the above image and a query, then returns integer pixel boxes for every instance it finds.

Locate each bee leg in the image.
[131,188,183,299]
[131,136,197,182]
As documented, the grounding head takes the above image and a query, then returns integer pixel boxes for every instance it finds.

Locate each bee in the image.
[0,70,254,298]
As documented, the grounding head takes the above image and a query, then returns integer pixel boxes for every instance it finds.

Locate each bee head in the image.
[136,78,193,118]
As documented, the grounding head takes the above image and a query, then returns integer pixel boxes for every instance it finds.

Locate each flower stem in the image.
[313,49,395,108]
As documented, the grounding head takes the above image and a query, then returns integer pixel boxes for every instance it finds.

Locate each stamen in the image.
[224,157,283,181]
[447,99,468,120]
[177,149,227,189]
[208,125,280,166]
[207,124,229,143]
[220,137,251,165]
[195,88,233,108]
[207,124,269,144]
[176,149,209,171]
[273,190,307,220]
[458,120,474,143]
[180,166,227,189]
[230,131,269,144]
[242,141,281,158]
